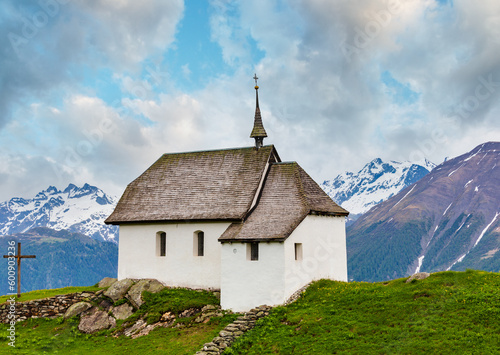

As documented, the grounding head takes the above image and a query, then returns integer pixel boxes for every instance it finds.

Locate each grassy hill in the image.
[227,270,500,354]
[2,270,500,354]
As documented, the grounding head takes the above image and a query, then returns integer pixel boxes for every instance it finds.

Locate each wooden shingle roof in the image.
[105,145,280,224]
[219,162,349,242]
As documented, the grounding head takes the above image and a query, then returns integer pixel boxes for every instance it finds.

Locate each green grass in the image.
[0,285,102,304]
[0,315,236,354]
[4,271,500,354]
[226,270,500,354]
[0,287,235,354]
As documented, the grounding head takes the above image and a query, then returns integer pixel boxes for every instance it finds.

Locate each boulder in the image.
[98,277,117,288]
[78,307,116,334]
[126,279,165,308]
[104,278,135,302]
[63,302,92,319]
[112,303,134,320]
[406,272,431,283]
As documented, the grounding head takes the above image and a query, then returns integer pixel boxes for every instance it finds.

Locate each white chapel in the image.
[105,76,349,311]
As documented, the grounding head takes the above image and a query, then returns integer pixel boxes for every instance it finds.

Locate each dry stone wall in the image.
[0,291,98,323]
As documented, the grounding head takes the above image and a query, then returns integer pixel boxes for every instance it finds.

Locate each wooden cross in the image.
[3,242,36,298]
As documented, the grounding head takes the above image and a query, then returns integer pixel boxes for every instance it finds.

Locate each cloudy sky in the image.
[1,0,499,201]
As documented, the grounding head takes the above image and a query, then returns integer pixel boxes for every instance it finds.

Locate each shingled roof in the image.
[105,145,280,224]
[219,162,349,242]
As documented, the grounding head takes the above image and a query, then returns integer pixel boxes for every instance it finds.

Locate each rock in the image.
[406,272,431,283]
[202,343,219,352]
[179,308,199,318]
[124,319,147,337]
[104,278,135,302]
[161,311,175,322]
[126,279,165,308]
[99,299,114,311]
[112,303,134,320]
[78,307,116,334]
[98,277,117,288]
[225,325,239,332]
[64,302,92,319]
[202,304,218,312]
[219,330,233,337]
[147,279,165,293]
[131,322,162,339]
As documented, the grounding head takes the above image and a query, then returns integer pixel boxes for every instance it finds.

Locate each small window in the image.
[197,231,204,256]
[157,232,166,257]
[247,242,259,261]
[294,243,303,261]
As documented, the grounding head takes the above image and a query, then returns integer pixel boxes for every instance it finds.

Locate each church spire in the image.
[250,73,267,149]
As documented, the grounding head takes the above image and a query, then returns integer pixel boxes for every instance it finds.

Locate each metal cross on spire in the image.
[250,73,267,148]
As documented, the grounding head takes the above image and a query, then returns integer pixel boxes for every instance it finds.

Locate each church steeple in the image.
[250,74,267,149]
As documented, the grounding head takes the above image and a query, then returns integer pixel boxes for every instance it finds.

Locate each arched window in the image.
[157,231,166,257]
[194,231,204,256]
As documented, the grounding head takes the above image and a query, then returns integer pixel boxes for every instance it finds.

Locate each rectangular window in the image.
[197,231,204,256]
[250,242,259,261]
[159,232,166,257]
[294,243,303,261]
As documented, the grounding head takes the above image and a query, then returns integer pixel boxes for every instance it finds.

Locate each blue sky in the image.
[0,0,499,200]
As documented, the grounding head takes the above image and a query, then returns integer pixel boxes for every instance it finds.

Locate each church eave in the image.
[105,217,244,226]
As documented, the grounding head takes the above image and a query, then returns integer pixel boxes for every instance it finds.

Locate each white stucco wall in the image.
[117,221,231,289]
[284,215,348,300]
[220,215,347,312]
[220,241,285,312]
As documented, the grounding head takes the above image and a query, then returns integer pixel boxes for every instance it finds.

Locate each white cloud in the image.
[76,0,184,69]
[1,0,499,201]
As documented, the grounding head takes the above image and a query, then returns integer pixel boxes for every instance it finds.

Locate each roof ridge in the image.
[243,145,280,218]
[160,145,275,156]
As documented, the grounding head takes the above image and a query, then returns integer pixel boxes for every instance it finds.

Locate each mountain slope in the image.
[0,227,118,295]
[321,158,435,217]
[0,184,118,242]
[347,142,500,281]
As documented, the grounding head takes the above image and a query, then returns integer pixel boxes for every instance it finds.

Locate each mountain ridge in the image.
[348,141,500,281]
[0,183,118,242]
[321,157,435,216]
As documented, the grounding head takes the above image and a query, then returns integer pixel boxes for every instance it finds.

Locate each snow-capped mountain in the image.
[0,184,118,242]
[348,141,500,281]
[321,158,436,216]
